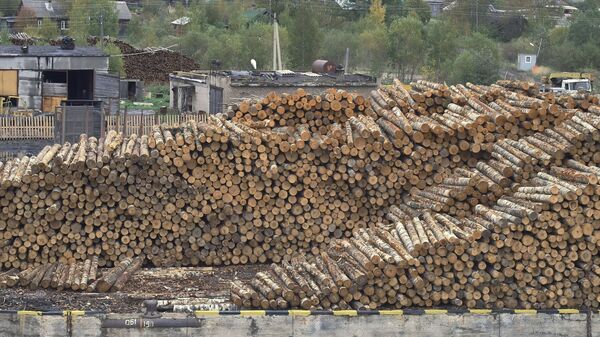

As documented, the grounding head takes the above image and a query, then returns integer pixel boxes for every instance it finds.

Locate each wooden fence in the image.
[0,116,55,140]
[105,113,209,136]
[0,151,18,162]
[0,113,209,142]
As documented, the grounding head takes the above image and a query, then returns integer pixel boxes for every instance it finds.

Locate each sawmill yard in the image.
[2,77,600,315]
[0,265,266,312]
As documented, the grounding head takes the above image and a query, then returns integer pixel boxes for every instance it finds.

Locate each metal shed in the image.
[517,53,537,72]
[0,45,118,114]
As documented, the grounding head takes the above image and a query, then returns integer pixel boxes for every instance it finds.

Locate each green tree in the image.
[568,10,600,47]
[202,28,243,69]
[449,33,501,84]
[205,0,245,29]
[354,0,389,76]
[443,0,493,33]
[0,0,21,16]
[238,23,274,70]
[369,0,387,24]
[425,20,459,80]
[539,9,600,71]
[287,4,322,69]
[68,0,119,40]
[25,19,59,41]
[403,0,431,23]
[576,0,600,11]
[319,28,359,71]
[102,44,124,75]
[0,30,9,44]
[387,15,426,82]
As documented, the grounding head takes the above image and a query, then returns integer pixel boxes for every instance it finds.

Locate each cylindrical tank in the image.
[312,60,336,74]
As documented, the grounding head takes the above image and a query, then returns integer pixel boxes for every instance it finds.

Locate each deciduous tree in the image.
[387,15,426,82]
[68,0,119,40]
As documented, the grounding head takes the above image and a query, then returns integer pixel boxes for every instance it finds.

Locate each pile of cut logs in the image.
[235,97,600,309]
[0,256,143,292]
[0,79,595,280]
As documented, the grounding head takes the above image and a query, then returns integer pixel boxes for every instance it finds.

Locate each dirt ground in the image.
[0,264,268,313]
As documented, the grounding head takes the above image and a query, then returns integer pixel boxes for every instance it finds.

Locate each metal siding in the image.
[119,80,129,99]
[55,105,103,143]
[209,86,223,114]
[136,82,144,100]
[94,73,120,114]
[42,82,67,96]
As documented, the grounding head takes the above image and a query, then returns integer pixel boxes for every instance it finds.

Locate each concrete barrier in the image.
[0,310,594,337]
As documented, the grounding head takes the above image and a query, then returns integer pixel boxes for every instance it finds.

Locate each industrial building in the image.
[169,69,378,114]
[0,44,119,114]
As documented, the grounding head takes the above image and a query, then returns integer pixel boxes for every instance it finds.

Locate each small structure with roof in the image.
[115,1,133,36]
[169,69,378,114]
[425,0,445,17]
[171,16,191,36]
[16,0,132,35]
[517,53,537,72]
[0,44,118,113]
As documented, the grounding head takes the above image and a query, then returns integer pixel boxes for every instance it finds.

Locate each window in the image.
[573,82,591,91]
[60,20,67,30]
[37,19,42,27]
[525,56,532,63]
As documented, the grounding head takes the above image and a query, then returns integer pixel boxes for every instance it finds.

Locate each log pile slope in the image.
[236,94,600,310]
[0,79,596,280]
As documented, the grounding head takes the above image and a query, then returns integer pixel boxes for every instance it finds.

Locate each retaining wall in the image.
[0,309,596,337]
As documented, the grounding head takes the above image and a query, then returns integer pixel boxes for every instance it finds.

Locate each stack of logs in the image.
[0,79,595,275]
[235,99,600,309]
[0,256,143,292]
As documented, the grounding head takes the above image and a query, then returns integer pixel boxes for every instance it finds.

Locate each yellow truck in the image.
[541,72,593,93]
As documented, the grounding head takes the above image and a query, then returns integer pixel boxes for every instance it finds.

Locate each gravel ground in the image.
[0,264,268,313]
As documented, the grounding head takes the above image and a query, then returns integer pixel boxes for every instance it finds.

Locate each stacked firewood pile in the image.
[8,32,36,46]
[0,256,143,292]
[235,101,600,309]
[0,91,405,269]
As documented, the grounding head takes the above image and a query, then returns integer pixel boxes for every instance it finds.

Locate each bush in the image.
[449,33,501,84]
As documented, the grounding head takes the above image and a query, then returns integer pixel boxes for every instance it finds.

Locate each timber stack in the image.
[0,256,143,292]
[0,78,596,287]
[236,98,600,310]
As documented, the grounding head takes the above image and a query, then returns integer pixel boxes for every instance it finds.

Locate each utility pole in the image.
[275,16,282,71]
[344,48,349,76]
[272,12,277,71]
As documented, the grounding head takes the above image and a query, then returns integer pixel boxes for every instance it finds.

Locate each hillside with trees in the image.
[2,0,599,86]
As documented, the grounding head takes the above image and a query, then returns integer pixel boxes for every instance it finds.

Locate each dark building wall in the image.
[0,139,53,159]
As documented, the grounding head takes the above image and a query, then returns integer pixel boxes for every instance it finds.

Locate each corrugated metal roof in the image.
[20,0,67,19]
[171,16,191,25]
[0,45,107,57]
[20,0,131,21]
